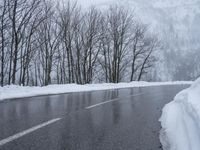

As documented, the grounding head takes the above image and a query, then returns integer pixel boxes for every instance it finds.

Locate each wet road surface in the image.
[0,85,189,150]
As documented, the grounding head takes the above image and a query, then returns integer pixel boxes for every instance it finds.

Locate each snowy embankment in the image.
[0,81,192,101]
[160,78,200,150]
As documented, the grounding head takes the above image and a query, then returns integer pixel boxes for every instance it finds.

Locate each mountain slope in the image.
[77,0,200,80]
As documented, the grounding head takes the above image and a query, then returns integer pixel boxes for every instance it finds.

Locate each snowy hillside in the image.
[78,0,200,46]
[77,0,200,81]
[128,0,200,80]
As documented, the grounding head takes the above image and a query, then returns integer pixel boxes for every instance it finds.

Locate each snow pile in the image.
[0,81,192,101]
[160,78,200,150]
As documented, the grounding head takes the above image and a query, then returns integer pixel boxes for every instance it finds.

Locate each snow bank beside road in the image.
[0,81,192,101]
[160,78,200,150]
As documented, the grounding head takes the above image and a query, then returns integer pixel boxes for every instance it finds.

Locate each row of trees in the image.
[0,0,159,86]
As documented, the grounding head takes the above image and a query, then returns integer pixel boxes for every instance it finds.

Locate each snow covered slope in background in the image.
[77,0,200,81]
[78,0,200,49]
[132,0,200,80]
[160,78,200,150]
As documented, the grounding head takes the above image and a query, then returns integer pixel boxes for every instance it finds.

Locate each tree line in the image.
[0,0,159,86]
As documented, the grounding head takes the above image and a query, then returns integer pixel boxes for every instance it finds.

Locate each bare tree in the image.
[0,0,159,86]
[57,1,80,83]
[36,0,61,86]
[19,1,45,85]
[5,0,42,84]
[80,7,101,84]
[100,6,134,83]
[137,36,158,81]
[0,0,9,86]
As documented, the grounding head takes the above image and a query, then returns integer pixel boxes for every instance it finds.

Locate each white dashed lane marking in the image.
[0,118,61,146]
[85,93,145,109]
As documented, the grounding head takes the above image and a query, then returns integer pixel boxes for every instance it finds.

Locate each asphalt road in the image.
[0,85,189,150]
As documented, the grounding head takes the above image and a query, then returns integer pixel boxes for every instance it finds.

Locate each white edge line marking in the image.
[86,93,145,109]
[0,118,61,146]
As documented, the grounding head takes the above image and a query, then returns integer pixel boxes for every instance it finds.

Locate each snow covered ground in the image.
[160,78,200,150]
[0,81,192,101]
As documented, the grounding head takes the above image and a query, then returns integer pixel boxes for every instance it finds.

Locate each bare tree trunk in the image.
[0,0,7,86]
